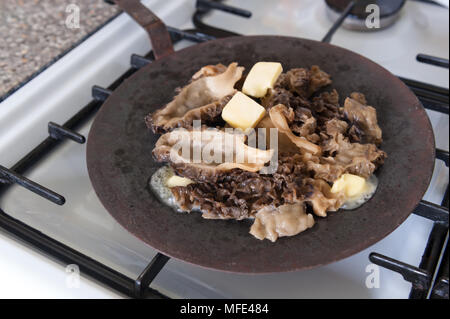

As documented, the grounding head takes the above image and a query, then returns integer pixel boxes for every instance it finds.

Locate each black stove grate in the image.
[0,0,448,299]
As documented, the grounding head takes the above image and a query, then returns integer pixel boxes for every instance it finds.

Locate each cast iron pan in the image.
[86,1,435,273]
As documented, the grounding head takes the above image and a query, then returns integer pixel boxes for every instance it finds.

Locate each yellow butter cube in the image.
[221,92,266,130]
[166,175,194,188]
[331,174,366,198]
[242,62,283,98]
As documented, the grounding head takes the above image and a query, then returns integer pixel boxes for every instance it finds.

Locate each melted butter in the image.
[340,174,378,210]
[150,166,200,213]
[150,166,179,211]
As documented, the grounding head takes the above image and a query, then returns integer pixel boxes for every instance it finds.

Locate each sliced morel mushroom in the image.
[146,63,244,134]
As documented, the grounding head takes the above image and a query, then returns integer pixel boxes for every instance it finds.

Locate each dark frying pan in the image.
[86,1,435,273]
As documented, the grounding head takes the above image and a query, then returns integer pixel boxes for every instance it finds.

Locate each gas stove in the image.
[0,0,448,299]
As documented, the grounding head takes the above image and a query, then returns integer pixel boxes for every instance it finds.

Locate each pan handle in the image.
[113,0,174,60]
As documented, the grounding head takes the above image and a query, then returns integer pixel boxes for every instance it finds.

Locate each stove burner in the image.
[325,0,406,31]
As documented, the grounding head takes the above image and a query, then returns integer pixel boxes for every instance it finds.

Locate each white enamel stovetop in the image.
[0,0,448,298]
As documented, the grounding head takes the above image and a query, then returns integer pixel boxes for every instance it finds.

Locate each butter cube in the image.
[331,174,366,197]
[221,92,266,130]
[242,62,283,98]
[166,175,194,188]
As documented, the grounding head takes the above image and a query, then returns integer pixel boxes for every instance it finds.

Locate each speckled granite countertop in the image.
[0,0,120,98]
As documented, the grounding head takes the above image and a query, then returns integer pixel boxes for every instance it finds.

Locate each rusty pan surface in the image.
[86,36,435,273]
